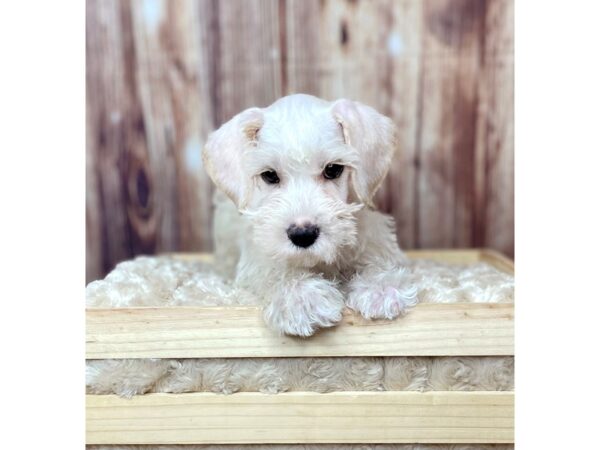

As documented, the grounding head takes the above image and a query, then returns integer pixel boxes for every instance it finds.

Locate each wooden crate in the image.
[86,248,514,445]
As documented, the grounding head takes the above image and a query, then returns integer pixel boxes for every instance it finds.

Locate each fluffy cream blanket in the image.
[86,255,514,450]
[86,256,514,308]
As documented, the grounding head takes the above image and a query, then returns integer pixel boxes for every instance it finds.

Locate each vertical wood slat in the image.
[87,0,137,279]
[416,0,487,249]
[478,0,514,257]
[375,0,423,250]
[284,0,321,95]
[86,93,103,282]
[86,0,514,282]
[215,0,282,124]
[128,0,215,254]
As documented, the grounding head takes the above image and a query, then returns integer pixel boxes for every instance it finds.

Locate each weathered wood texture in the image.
[86,0,514,282]
[86,391,514,444]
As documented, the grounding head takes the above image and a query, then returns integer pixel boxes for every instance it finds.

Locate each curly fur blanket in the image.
[86,255,514,450]
[86,256,514,308]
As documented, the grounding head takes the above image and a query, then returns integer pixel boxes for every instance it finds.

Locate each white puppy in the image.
[203,94,417,336]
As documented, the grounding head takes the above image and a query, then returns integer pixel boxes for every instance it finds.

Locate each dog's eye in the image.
[322,164,344,180]
[260,170,280,184]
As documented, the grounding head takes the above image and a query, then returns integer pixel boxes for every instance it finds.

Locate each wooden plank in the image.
[406,248,482,264]
[214,0,282,124]
[86,303,513,359]
[283,0,321,95]
[86,0,138,278]
[168,248,514,274]
[478,0,514,257]
[86,91,103,283]
[86,391,514,444]
[416,0,487,249]
[376,0,424,250]
[479,248,514,275]
[127,0,216,254]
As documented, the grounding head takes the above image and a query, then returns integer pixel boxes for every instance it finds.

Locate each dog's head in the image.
[203,94,397,267]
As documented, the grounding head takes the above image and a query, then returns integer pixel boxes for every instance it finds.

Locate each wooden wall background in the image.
[86,0,514,282]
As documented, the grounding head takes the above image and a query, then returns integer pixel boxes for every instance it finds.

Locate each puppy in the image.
[203,94,417,336]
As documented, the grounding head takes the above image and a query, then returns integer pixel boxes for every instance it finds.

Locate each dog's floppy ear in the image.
[203,108,263,208]
[332,99,397,207]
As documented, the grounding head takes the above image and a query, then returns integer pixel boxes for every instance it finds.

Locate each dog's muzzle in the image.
[287,224,320,248]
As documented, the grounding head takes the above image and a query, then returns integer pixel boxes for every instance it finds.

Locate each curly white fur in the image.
[86,255,514,309]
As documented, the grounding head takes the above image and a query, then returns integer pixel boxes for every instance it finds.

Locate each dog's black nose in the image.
[287,224,320,248]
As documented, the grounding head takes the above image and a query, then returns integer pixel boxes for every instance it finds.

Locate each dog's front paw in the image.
[347,281,418,320]
[263,278,344,337]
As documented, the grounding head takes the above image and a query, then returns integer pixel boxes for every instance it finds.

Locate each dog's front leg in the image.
[346,254,418,320]
[346,263,418,320]
[262,272,345,337]
[345,214,418,320]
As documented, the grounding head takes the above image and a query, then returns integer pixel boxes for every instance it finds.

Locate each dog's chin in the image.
[270,244,337,269]
[287,252,326,268]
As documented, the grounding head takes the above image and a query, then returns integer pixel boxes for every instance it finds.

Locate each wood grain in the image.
[478,0,514,256]
[128,0,216,254]
[169,248,515,274]
[86,302,513,359]
[480,248,515,275]
[87,0,138,281]
[86,391,514,444]
[86,0,514,282]
[416,0,486,249]
[214,0,282,123]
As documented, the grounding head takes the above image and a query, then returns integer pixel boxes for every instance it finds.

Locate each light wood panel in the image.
[86,302,513,359]
[480,249,515,275]
[86,391,514,444]
[170,248,515,274]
